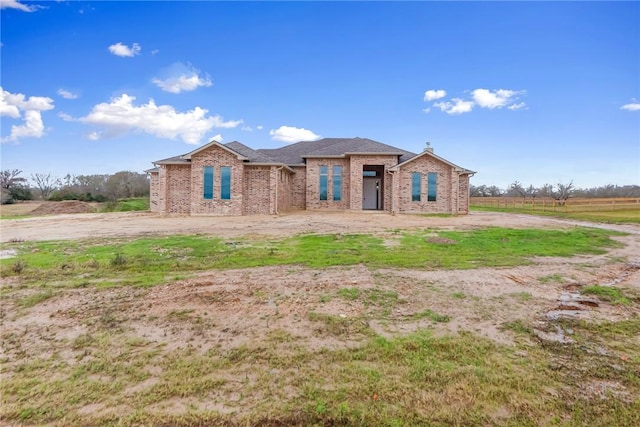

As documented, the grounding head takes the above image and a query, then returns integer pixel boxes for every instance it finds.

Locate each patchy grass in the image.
[539,273,564,284]
[0,223,637,426]
[3,323,639,426]
[16,289,55,308]
[338,287,360,301]
[411,308,450,323]
[0,227,622,289]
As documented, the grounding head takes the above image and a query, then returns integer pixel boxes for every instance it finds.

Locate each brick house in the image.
[147,137,475,215]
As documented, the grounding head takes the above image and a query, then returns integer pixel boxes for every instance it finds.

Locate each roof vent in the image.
[424,141,434,153]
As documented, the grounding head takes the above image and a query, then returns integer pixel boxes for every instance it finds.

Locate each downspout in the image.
[274,166,284,215]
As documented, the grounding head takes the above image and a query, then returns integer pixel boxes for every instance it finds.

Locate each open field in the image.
[471,197,640,224]
[1,211,639,426]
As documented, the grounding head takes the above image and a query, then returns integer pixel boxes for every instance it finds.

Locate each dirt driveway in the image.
[3,210,638,243]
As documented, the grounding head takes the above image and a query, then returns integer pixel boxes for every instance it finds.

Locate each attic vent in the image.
[424,142,434,153]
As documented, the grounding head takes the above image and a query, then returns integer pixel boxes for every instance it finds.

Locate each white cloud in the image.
[152,63,212,94]
[78,93,242,145]
[86,131,100,141]
[108,42,141,57]
[269,125,320,143]
[472,88,524,109]
[434,98,474,115]
[57,89,79,99]
[6,110,46,140]
[425,88,526,114]
[621,100,640,111]
[241,125,253,132]
[256,125,263,130]
[508,102,527,111]
[151,49,160,56]
[424,89,446,102]
[1,87,54,142]
[210,133,223,142]
[58,112,73,121]
[0,0,42,12]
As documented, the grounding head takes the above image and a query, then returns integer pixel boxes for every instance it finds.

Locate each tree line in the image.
[471,181,640,200]
[1,169,150,204]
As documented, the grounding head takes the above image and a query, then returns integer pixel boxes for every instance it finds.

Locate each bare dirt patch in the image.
[3,209,638,243]
[29,200,97,216]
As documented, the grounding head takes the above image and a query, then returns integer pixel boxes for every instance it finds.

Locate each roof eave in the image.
[344,151,406,156]
[153,160,190,165]
[245,163,295,173]
[301,155,345,159]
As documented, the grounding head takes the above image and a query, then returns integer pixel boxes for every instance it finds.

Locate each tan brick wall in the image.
[189,146,244,216]
[243,166,271,215]
[458,174,470,214]
[157,167,167,214]
[149,171,160,213]
[276,168,293,213]
[289,166,307,209]
[348,155,398,211]
[305,158,350,210]
[166,165,191,215]
[396,154,457,213]
[154,147,471,216]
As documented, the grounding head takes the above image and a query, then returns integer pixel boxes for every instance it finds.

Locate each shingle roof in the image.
[224,141,277,163]
[154,137,418,167]
[258,137,416,165]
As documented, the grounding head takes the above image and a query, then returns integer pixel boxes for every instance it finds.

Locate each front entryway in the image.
[362,165,384,210]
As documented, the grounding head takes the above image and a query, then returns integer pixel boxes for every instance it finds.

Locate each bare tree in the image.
[524,184,538,200]
[0,169,27,190]
[486,185,502,197]
[553,181,574,202]
[470,184,487,197]
[31,173,59,200]
[507,181,526,199]
[105,171,150,200]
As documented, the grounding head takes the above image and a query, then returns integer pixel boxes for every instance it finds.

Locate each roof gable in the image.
[183,140,248,161]
[389,149,475,174]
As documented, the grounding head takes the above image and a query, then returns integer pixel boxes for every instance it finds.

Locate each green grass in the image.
[582,285,635,305]
[471,205,640,224]
[100,198,149,212]
[0,227,623,290]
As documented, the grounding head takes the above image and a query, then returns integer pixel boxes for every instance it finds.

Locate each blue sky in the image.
[1,0,639,189]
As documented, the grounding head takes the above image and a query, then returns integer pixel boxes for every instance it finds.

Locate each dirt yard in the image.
[2,212,639,347]
[2,209,638,243]
[1,211,639,424]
